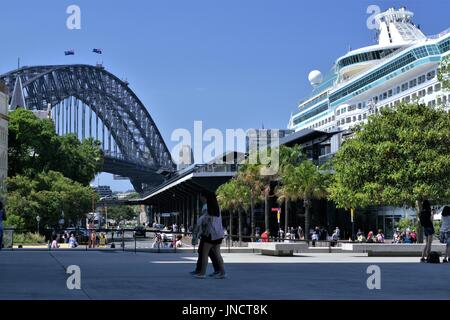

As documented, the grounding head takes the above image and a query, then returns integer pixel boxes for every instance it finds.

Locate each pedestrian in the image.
[152,233,162,248]
[334,227,340,240]
[440,206,450,263]
[87,219,95,248]
[261,230,269,242]
[191,191,226,279]
[297,226,304,240]
[420,200,435,263]
[51,235,60,249]
[90,230,97,249]
[367,231,375,243]
[376,229,385,243]
[0,201,6,250]
[175,235,183,248]
[69,233,78,248]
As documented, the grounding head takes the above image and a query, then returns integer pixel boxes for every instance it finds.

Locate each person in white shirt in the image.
[440,206,450,263]
[69,234,78,248]
[191,191,226,279]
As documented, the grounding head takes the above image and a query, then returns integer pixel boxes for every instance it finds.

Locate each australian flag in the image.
[64,50,75,56]
[93,48,103,54]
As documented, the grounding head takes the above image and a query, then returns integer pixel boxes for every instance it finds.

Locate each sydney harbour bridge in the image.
[0,64,176,193]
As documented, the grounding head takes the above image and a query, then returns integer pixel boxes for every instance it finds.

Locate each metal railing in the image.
[2,227,360,254]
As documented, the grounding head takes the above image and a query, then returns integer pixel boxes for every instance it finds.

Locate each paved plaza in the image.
[0,251,449,300]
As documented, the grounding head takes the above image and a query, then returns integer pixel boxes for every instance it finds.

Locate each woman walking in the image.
[192,192,226,279]
[440,206,450,263]
[420,200,435,263]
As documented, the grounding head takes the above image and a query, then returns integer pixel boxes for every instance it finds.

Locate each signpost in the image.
[272,208,281,236]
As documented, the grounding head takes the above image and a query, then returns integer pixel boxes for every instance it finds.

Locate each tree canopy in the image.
[328,102,450,210]
[8,109,103,185]
[6,171,96,230]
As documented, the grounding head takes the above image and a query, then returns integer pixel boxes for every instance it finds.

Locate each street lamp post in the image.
[36,215,41,234]
[351,208,355,241]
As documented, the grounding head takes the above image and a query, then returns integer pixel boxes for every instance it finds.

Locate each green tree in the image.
[293,160,329,240]
[236,163,264,241]
[216,178,250,244]
[6,171,96,232]
[103,204,137,222]
[275,145,305,233]
[8,109,103,184]
[328,103,450,241]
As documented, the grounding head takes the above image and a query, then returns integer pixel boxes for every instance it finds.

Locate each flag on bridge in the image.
[64,50,75,56]
[93,48,103,54]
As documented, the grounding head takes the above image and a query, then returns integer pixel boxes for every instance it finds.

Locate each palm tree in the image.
[236,163,264,241]
[292,160,329,240]
[276,145,305,234]
[216,178,249,245]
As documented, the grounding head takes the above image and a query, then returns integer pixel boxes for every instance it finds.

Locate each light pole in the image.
[351,208,355,241]
[36,215,41,234]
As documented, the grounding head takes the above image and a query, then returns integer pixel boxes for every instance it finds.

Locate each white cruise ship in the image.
[288,7,450,134]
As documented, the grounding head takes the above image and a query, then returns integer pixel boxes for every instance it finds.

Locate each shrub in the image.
[13,232,46,244]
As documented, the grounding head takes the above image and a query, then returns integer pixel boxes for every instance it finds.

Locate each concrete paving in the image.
[0,251,449,300]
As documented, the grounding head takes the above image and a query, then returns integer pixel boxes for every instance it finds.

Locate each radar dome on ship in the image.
[308,70,323,86]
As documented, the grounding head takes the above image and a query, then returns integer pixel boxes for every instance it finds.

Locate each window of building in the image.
[435,83,441,91]
[404,96,411,103]
[346,117,351,123]
[401,83,408,92]
[418,75,426,84]
[426,70,436,80]
[427,86,433,95]
[363,113,367,119]
[387,89,393,97]
[409,79,417,88]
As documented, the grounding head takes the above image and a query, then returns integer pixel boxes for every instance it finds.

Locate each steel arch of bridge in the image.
[1,64,175,192]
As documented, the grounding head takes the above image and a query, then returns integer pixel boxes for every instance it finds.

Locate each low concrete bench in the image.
[247,242,309,256]
[341,243,447,256]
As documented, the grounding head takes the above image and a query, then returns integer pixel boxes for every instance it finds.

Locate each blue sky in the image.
[1,0,449,191]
